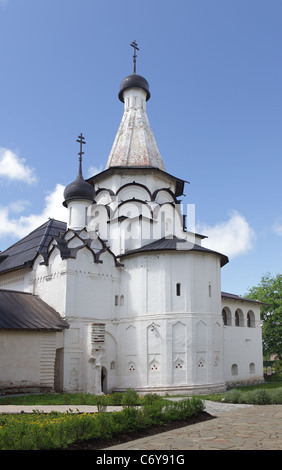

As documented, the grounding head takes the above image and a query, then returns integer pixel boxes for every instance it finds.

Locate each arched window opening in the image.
[235,309,244,327]
[222,307,232,326]
[231,364,238,376]
[247,310,255,328]
[249,363,255,374]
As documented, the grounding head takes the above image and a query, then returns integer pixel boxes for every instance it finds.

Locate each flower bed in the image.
[0,396,206,450]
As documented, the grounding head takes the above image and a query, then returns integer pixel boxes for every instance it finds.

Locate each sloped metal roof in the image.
[118,235,229,267]
[0,219,67,274]
[221,291,266,305]
[0,289,69,330]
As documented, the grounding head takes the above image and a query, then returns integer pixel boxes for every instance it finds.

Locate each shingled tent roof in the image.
[0,289,69,331]
[0,219,67,275]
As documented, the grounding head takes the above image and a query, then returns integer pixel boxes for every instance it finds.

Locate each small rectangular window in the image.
[176,283,181,296]
[114,295,119,306]
[208,284,212,297]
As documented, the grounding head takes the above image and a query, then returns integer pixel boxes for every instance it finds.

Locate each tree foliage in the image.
[245,273,282,359]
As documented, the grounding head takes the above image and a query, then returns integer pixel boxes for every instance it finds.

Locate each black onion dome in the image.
[118,73,150,102]
[63,174,95,207]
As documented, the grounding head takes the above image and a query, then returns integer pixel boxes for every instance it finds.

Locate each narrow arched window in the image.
[176,283,181,296]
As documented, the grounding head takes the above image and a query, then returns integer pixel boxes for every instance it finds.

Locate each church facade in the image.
[0,58,264,396]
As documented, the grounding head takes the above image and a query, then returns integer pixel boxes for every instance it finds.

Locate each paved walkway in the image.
[1,401,282,450]
[106,402,282,450]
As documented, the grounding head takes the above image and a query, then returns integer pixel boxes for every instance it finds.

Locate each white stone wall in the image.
[0,330,63,393]
[113,250,225,395]
[221,298,263,386]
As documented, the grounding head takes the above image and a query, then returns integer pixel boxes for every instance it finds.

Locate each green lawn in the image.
[1,379,282,406]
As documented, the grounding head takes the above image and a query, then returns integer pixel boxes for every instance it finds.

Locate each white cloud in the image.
[8,200,31,214]
[0,184,67,240]
[87,165,103,177]
[197,210,256,259]
[273,219,282,236]
[0,148,37,184]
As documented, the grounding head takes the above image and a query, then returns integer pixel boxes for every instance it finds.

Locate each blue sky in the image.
[0,0,281,296]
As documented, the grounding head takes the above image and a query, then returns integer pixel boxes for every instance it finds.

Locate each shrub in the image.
[223,389,243,403]
[163,397,205,421]
[121,388,139,407]
[96,394,108,411]
[245,389,272,405]
[271,388,282,404]
[142,401,165,425]
[142,393,162,405]
[110,392,123,406]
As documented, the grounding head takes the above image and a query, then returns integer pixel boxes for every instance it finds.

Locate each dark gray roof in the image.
[0,289,69,330]
[221,291,266,305]
[118,235,229,267]
[0,219,67,274]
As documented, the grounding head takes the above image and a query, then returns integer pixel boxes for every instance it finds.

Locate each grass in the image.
[0,390,149,406]
[1,379,282,406]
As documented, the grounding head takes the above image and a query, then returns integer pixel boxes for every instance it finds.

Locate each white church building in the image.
[0,50,264,396]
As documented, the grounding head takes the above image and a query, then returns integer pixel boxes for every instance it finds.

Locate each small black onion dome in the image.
[63,174,95,207]
[118,73,150,102]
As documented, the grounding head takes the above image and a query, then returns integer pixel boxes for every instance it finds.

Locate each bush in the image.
[243,389,272,405]
[95,394,108,411]
[271,388,282,404]
[121,388,139,407]
[110,392,123,406]
[142,393,163,405]
[163,397,205,421]
[223,389,243,403]
[142,401,165,425]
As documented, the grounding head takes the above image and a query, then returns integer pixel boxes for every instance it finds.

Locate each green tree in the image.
[245,273,282,359]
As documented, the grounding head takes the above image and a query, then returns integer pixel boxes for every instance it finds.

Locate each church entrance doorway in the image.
[101,367,107,393]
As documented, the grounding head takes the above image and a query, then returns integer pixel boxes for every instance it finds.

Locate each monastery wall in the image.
[221,299,264,386]
[0,330,63,393]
